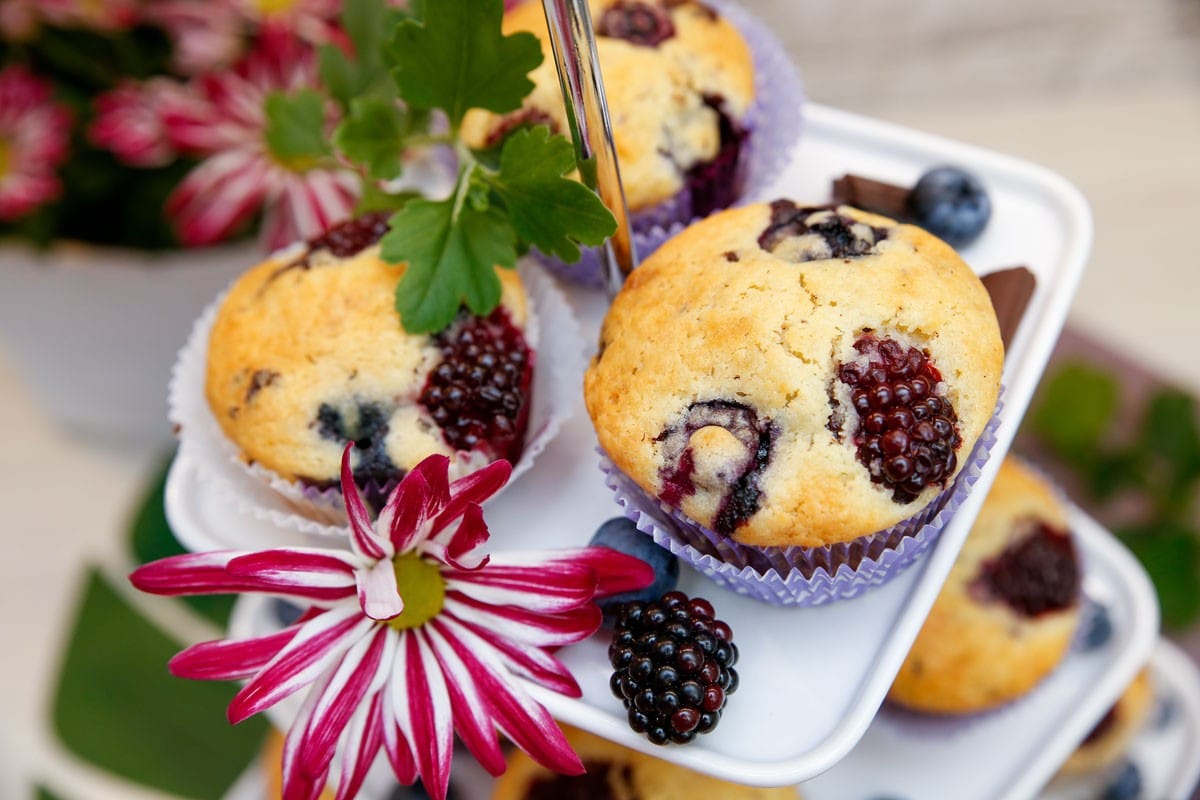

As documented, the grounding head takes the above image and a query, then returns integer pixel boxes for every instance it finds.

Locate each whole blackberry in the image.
[608,591,738,745]
[420,308,533,463]
[305,211,392,258]
[976,522,1079,617]
[835,334,962,503]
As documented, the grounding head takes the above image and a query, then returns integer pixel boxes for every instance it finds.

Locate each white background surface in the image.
[1,1,1199,798]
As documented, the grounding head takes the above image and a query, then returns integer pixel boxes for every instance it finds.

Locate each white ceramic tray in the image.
[797,505,1159,800]
[167,102,1092,786]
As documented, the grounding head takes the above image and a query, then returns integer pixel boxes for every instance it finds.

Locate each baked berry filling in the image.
[314,400,398,488]
[526,761,627,800]
[685,96,746,219]
[1081,704,1120,746]
[420,307,533,463]
[305,210,392,259]
[597,1,676,46]
[833,334,962,503]
[483,107,560,149]
[656,400,776,536]
[758,201,889,261]
[974,521,1080,617]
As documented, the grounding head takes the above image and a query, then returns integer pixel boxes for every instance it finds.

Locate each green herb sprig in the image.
[1028,362,1200,629]
[264,0,617,334]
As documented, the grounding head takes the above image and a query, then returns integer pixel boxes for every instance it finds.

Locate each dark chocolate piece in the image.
[981,266,1036,352]
[831,173,912,219]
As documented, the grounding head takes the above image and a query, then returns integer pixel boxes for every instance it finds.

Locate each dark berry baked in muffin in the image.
[461,0,755,222]
[889,456,1081,713]
[204,212,534,491]
[584,201,1003,548]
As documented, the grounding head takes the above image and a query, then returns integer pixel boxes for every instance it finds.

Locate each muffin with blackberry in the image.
[889,456,1082,713]
[197,212,536,515]
[462,0,802,285]
[491,725,801,800]
[585,201,1003,600]
[1059,668,1153,776]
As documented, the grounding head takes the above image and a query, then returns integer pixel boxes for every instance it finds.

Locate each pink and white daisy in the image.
[161,28,359,249]
[0,66,71,221]
[36,0,138,31]
[230,0,346,49]
[130,447,653,800]
[141,0,245,75]
[89,79,200,168]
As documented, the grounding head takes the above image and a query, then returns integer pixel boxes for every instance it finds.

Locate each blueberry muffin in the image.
[491,726,800,800]
[888,457,1081,714]
[584,201,1004,548]
[205,212,533,491]
[1059,668,1153,776]
[461,0,755,221]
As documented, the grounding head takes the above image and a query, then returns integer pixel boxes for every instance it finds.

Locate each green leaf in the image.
[1139,388,1200,516]
[483,126,617,261]
[128,454,234,628]
[1028,361,1119,461]
[37,786,67,800]
[1084,448,1144,502]
[1119,521,1200,630]
[389,0,543,127]
[52,570,267,799]
[356,183,420,215]
[318,45,362,110]
[263,90,332,170]
[382,194,517,333]
[320,0,407,109]
[334,99,409,181]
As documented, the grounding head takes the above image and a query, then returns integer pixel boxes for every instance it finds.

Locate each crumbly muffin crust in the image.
[490,725,800,800]
[461,0,755,212]
[1059,668,1153,776]
[584,202,1003,547]
[205,241,528,485]
[888,457,1081,714]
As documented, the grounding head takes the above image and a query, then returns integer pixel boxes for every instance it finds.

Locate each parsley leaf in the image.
[319,0,408,109]
[484,125,617,261]
[334,98,410,181]
[382,196,517,333]
[263,90,331,169]
[1119,520,1200,630]
[1029,361,1119,461]
[389,0,543,127]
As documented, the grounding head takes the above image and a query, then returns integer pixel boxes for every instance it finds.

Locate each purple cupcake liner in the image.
[603,399,1004,607]
[535,0,806,288]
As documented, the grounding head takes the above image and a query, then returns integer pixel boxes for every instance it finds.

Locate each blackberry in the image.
[305,211,391,259]
[975,522,1079,617]
[758,201,888,261]
[420,307,533,463]
[597,1,676,47]
[834,333,962,503]
[608,591,738,744]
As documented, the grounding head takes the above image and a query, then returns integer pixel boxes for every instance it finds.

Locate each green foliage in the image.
[384,196,517,333]
[483,126,618,261]
[52,570,267,799]
[264,90,333,169]
[334,99,411,181]
[1027,360,1200,629]
[389,0,542,127]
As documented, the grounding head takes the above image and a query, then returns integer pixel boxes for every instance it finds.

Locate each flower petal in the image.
[443,559,598,613]
[381,650,418,787]
[357,557,404,621]
[228,604,372,724]
[226,548,359,597]
[341,445,390,562]
[424,620,507,776]
[335,690,386,800]
[281,666,337,800]
[429,460,511,537]
[380,463,443,554]
[169,623,301,681]
[560,546,657,597]
[444,593,600,648]
[391,631,454,800]
[423,503,490,571]
[297,626,390,777]
[436,617,584,776]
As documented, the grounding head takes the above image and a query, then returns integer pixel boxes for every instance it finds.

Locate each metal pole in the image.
[540,0,637,296]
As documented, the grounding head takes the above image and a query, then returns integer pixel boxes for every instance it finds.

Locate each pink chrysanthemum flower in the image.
[37,0,138,31]
[161,28,359,249]
[89,79,202,168]
[0,66,71,221]
[231,0,345,48]
[142,0,245,75]
[131,448,653,800]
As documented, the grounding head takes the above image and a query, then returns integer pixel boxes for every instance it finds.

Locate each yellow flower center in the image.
[0,140,11,179]
[255,0,299,16]
[386,552,446,631]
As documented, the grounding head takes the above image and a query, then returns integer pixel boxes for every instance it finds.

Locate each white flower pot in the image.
[0,240,259,446]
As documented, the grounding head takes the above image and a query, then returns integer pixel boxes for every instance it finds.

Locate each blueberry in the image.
[271,598,304,627]
[1152,696,1180,731]
[907,166,991,247]
[1078,603,1114,652]
[1103,760,1142,800]
[589,517,679,619]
